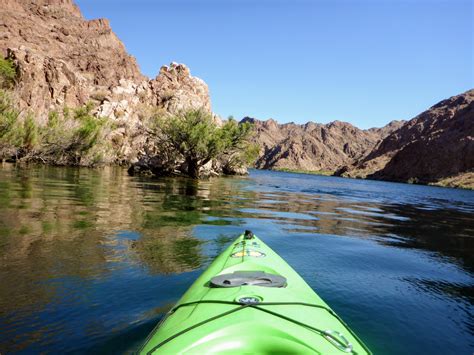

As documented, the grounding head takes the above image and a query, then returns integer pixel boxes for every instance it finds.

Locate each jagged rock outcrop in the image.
[338,89,474,188]
[246,117,404,172]
[0,0,144,118]
[1,0,212,164]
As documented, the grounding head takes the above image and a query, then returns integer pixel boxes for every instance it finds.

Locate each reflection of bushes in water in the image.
[140,177,252,229]
[72,220,94,229]
[141,180,204,229]
[208,234,235,258]
[142,210,202,228]
[132,234,204,274]
[173,238,204,269]
[72,174,102,207]
[0,180,11,208]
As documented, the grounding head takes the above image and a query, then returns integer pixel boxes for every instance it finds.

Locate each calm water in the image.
[0,164,473,354]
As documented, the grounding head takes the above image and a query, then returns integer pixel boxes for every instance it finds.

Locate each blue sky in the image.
[76,0,473,128]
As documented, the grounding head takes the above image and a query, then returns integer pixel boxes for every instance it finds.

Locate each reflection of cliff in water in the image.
[370,204,474,273]
[129,176,256,273]
[228,187,474,274]
[0,164,258,324]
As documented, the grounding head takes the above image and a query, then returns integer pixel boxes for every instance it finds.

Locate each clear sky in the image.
[76,0,473,128]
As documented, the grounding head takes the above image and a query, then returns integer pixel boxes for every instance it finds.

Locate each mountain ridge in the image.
[243,116,405,172]
[338,89,474,188]
[245,89,473,189]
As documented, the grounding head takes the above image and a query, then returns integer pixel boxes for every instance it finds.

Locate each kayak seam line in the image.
[172,300,336,318]
[145,304,251,355]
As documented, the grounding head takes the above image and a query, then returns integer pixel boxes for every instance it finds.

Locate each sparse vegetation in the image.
[0,90,22,157]
[0,55,108,166]
[0,92,109,165]
[430,172,474,190]
[38,103,108,165]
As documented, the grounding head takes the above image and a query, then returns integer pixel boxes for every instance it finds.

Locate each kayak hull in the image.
[139,233,371,354]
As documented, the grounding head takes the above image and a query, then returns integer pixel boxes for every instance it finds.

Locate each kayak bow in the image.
[140,231,371,354]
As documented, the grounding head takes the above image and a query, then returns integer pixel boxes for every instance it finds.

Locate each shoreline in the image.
[1,162,472,190]
[266,167,474,191]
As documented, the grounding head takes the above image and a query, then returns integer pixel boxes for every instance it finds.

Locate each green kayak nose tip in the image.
[139,232,372,354]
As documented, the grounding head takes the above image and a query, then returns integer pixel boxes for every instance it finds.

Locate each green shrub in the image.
[0,85,107,164]
[47,111,60,129]
[42,104,107,164]
[154,109,255,178]
[22,115,38,151]
[0,90,22,156]
[72,114,106,154]
[0,57,16,89]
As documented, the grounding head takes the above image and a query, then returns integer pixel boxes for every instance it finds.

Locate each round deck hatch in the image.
[236,295,263,304]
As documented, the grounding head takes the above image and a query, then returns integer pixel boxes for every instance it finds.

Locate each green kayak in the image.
[139,231,371,354]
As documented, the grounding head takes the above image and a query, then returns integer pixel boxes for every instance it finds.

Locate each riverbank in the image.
[272,168,333,176]
[429,172,474,190]
[270,167,474,190]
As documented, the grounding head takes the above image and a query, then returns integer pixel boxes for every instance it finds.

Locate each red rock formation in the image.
[0,0,210,120]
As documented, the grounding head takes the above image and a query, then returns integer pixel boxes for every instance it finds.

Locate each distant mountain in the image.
[338,89,474,188]
[243,117,404,172]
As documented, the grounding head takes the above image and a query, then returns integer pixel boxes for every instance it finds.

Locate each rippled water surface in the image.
[0,165,473,354]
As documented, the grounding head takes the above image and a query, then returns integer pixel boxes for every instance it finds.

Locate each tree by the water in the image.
[153,109,256,178]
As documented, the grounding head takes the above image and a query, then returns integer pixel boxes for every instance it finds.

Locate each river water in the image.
[0,164,473,354]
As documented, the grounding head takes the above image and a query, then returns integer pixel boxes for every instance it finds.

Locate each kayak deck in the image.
[140,232,371,354]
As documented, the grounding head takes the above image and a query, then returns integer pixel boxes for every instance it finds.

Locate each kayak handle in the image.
[323,330,353,353]
[244,230,254,239]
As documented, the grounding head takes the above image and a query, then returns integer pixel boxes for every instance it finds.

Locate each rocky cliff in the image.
[1,0,211,163]
[338,89,474,188]
[246,117,404,172]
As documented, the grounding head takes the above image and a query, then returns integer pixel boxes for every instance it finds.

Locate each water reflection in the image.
[0,165,473,354]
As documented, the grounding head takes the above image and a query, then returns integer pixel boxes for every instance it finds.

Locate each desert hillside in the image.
[246,117,404,173]
[337,89,474,188]
[248,89,473,189]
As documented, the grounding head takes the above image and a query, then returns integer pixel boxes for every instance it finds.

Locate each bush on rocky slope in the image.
[0,89,109,166]
[146,109,257,178]
[0,57,16,89]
